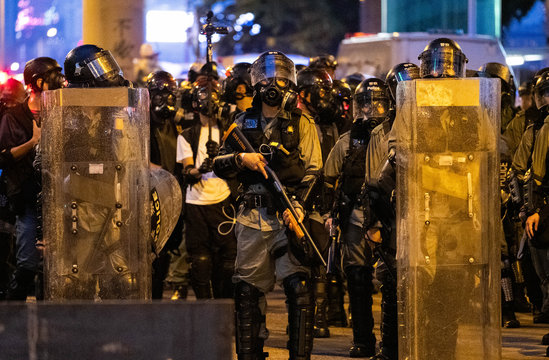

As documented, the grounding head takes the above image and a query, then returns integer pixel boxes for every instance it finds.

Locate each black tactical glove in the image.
[198,157,214,174]
[205,140,219,158]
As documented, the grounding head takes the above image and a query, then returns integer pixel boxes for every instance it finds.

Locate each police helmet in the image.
[23,57,64,92]
[199,62,220,81]
[418,38,468,78]
[147,71,177,119]
[147,70,177,93]
[250,51,296,88]
[519,80,533,97]
[297,67,333,117]
[385,63,420,102]
[222,62,253,104]
[309,54,338,71]
[534,71,549,111]
[331,79,353,124]
[341,72,365,94]
[65,44,126,87]
[353,78,390,126]
[478,62,514,92]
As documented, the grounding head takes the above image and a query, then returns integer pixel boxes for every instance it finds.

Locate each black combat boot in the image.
[284,272,315,360]
[502,268,520,328]
[313,274,330,338]
[371,282,398,360]
[346,266,376,358]
[190,254,213,299]
[6,267,36,301]
[235,281,268,360]
[326,272,348,327]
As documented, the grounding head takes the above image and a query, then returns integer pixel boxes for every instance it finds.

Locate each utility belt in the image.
[305,193,325,214]
[240,193,278,215]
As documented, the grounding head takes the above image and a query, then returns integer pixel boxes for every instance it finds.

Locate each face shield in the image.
[250,53,296,87]
[353,93,390,122]
[419,49,467,78]
[388,66,420,100]
[77,50,123,83]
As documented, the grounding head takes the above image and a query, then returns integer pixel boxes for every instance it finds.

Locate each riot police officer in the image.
[415,37,474,359]
[148,71,179,173]
[65,44,131,88]
[477,61,526,327]
[323,79,353,329]
[364,63,420,360]
[222,62,254,116]
[325,77,391,357]
[54,44,138,299]
[331,80,353,133]
[339,73,366,134]
[296,67,335,338]
[213,51,322,360]
[478,62,517,132]
[525,70,549,325]
[506,70,549,323]
[146,71,185,299]
[505,78,541,158]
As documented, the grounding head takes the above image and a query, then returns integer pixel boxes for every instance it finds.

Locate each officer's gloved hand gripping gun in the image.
[222,123,327,267]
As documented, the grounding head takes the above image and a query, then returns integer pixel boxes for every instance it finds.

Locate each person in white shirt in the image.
[177,73,236,299]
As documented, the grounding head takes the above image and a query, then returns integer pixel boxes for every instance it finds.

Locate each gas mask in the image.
[193,86,220,117]
[356,98,389,130]
[151,90,176,121]
[258,77,297,111]
[307,86,335,122]
[39,69,65,91]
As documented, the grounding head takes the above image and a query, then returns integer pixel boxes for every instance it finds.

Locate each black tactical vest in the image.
[341,137,368,201]
[239,108,305,188]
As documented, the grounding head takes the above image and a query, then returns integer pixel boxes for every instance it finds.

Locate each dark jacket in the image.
[0,99,39,212]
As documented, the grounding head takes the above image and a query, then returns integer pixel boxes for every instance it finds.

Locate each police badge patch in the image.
[244,117,258,129]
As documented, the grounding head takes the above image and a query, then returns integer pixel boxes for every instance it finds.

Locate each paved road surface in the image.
[250,287,549,360]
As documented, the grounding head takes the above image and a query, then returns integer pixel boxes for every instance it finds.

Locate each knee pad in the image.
[190,254,212,283]
[283,272,313,306]
[235,281,263,311]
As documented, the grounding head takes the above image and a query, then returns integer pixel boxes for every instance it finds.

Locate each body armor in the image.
[238,109,305,189]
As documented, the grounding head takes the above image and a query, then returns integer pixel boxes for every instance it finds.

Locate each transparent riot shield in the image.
[150,167,182,255]
[395,78,501,360]
[41,88,151,300]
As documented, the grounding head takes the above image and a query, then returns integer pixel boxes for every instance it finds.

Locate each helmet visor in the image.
[353,95,389,120]
[85,50,123,81]
[251,53,296,87]
[420,50,466,78]
[389,66,420,99]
